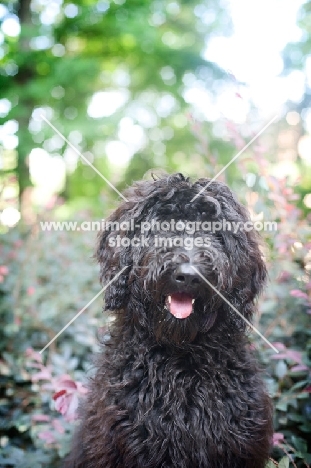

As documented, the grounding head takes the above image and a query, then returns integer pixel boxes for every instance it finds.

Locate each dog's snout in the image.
[173,264,201,287]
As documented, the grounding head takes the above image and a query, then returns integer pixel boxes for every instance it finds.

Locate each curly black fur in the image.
[65,173,273,468]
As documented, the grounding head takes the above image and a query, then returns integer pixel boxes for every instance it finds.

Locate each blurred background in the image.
[0,0,311,466]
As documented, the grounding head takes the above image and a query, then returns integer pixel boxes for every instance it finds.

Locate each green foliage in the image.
[0,0,229,209]
[246,162,311,467]
[0,223,103,465]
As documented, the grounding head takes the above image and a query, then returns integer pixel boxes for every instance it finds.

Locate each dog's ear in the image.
[195,179,267,315]
[231,236,267,325]
[238,234,267,302]
[218,186,267,316]
[96,176,160,311]
[95,177,159,311]
[96,202,133,311]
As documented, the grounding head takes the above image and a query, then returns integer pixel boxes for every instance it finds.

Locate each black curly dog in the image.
[65,173,273,468]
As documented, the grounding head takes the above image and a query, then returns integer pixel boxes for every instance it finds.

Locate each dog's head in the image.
[96,173,266,345]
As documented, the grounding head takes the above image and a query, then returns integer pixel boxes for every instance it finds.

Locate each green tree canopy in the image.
[0,0,231,215]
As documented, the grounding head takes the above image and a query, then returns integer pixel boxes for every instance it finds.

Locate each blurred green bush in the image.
[0,224,105,466]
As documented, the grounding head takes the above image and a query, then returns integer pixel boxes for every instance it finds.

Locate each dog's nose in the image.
[173,264,201,287]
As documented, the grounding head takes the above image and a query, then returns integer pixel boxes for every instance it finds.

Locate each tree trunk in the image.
[15,0,33,211]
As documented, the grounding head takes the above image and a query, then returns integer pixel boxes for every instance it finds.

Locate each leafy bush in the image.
[259,187,311,466]
[0,223,106,466]
[226,123,311,466]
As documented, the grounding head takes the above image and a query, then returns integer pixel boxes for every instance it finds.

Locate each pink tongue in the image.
[169,293,193,319]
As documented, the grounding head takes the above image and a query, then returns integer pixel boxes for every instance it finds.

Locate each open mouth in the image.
[165,292,195,319]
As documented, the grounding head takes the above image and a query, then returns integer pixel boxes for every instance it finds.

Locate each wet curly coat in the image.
[65,173,273,468]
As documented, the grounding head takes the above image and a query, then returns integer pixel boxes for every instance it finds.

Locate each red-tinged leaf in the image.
[53,389,67,400]
[38,430,56,444]
[271,353,288,360]
[64,393,79,421]
[271,342,286,352]
[32,414,51,422]
[271,349,302,363]
[25,348,43,363]
[273,432,285,445]
[277,271,291,282]
[290,289,308,300]
[55,376,77,390]
[32,368,52,381]
[52,419,65,434]
[27,286,35,296]
[286,350,303,362]
[291,364,308,372]
[13,240,23,248]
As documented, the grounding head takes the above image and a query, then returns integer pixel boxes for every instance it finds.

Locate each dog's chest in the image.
[123,350,246,445]
[103,344,269,467]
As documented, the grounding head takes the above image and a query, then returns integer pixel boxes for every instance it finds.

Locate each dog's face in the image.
[97,173,266,345]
